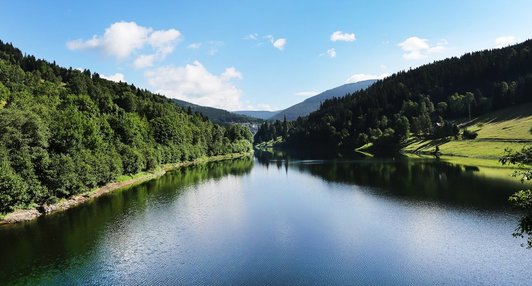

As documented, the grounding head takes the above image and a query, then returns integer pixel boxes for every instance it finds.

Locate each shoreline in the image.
[0,152,251,226]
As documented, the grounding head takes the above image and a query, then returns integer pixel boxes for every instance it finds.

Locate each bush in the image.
[462,129,478,139]
[0,161,29,213]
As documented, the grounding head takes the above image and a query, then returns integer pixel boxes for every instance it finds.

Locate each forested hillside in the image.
[234,110,279,120]
[172,98,262,124]
[0,40,252,213]
[274,40,532,152]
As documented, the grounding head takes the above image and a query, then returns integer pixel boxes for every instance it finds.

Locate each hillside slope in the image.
[284,39,532,153]
[403,103,532,159]
[172,99,262,123]
[270,80,376,121]
[0,40,253,214]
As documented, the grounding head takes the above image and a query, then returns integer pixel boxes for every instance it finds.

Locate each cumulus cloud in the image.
[101,73,125,82]
[495,36,518,48]
[398,36,447,60]
[148,29,180,53]
[221,67,243,81]
[133,54,156,69]
[330,31,356,42]
[67,21,181,68]
[145,61,245,110]
[273,38,287,51]
[346,73,389,83]
[295,91,318,97]
[263,35,287,51]
[326,48,336,58]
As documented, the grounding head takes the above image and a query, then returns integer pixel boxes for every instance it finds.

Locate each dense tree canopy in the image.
[0,40,252,213]
[264,39,532,152]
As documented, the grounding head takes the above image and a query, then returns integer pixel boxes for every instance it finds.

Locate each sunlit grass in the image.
[115,171,154,183]
[438,141,528,158]
[404,104,532,160]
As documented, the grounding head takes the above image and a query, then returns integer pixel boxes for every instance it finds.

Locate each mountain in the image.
[280,39,532,152]
[270,79,376,121]
[172,99,262,123]
[233,110,279,120]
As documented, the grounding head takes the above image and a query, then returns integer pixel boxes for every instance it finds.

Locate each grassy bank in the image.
[403,104,532,159]
[402,104,532,184]
[0,152,252,225]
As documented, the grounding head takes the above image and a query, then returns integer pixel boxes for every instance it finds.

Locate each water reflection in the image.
[1,153,531,285]
[0,157,253,284]
[254,149,521,209]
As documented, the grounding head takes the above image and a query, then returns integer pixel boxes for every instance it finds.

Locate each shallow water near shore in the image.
[0,155,530,285]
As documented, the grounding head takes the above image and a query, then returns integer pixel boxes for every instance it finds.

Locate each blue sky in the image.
[1,0,532,111]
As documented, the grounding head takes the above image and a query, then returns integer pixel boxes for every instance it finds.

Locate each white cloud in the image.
[221,67,243,80]
[263,35,287,51]
[273,38,287,51]
[330,31,356,42]
[379,64,387,69]
[295,91,318,97]
[186,41,223,55]
[346,73,389,83]
[67,36,101,50]
[247,34,287,51]
[398,36,447,60]
[133,54,156,69]
[244,33,259,40]
[495,36,518,48]
[67,21,181,67]
[326,48,336,58]
[187,42,202,49]
[101,73,125,82]
[148,29,180,54]
[145,61,245,111]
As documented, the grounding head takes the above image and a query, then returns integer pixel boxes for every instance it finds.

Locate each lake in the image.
[0,154,531,285]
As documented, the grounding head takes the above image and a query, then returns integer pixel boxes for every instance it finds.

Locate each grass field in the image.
[403,103,532,159]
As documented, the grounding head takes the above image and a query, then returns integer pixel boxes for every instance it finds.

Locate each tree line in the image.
[253,39,532,152]
[0,40,252,214]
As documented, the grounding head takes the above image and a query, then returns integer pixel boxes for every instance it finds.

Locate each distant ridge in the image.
[171,99,262,123]
[233,110,279,120]
[270,79,376,121]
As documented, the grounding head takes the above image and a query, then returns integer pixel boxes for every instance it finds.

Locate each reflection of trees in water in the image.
[255,150,519,208]
[161,156,254,188]
[299,159,519,207]
[0,156,255,283]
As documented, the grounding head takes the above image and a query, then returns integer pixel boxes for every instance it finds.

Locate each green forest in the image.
[0,40,252,214]
[255,39,532,152]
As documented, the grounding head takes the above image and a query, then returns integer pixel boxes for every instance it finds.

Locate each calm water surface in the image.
[0,155,531,285]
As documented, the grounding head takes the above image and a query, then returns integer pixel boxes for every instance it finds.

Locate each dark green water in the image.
[1,155,531,285]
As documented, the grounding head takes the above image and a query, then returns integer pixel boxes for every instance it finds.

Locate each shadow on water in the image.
[255,148,532,249]
[254,149,521,210]
[0,157,253,284]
